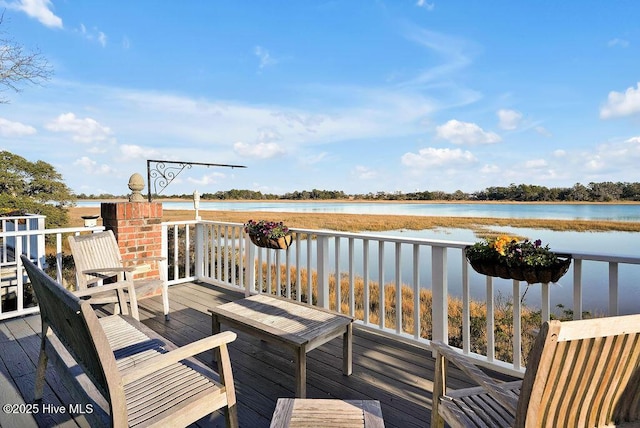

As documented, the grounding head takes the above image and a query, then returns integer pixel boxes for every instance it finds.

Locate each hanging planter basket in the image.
[467,253,572,284]
[249,233,293,250]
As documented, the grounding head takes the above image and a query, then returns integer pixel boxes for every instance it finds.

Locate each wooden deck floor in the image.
[0,281,504,427]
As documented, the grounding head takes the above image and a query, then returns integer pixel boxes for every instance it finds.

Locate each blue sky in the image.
[1,1,640,196]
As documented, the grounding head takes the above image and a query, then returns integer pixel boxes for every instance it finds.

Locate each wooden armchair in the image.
[22,255,238,427]
[68,230,170,320]
[431,314,640,427]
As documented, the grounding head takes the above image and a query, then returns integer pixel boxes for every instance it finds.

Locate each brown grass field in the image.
[69,205,640,235]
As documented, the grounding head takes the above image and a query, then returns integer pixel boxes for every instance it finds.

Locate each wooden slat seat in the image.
[21,255,239,428]
[68,230,170,320]
[431,315,640,427]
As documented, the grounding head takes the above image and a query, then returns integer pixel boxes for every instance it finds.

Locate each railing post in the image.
[317,235,330,309]
[244,233,255,297]
[431,246,448,355]
[193,222,203,280]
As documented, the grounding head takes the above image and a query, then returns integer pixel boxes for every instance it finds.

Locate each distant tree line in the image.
[77,182,640,202]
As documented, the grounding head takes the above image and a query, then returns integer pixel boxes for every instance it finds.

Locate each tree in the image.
[0,12,53,103]
[0,151,75,228]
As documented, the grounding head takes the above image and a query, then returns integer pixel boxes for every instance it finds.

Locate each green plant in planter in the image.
[466,235,571,283]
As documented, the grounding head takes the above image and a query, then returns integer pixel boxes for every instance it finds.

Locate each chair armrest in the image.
[73,280,134,298]
[120,331,237,385]
[122,257,166,264]
[82,267,135,275]
[73,280,140,320]
[430,341,518,414]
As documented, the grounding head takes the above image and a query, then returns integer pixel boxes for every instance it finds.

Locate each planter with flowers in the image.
[244,219,292,250]
[465,235,571,284]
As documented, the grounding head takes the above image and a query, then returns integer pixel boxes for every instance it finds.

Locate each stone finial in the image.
[128,173,146,202]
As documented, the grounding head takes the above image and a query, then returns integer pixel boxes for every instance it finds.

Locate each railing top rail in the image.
[0,214,47,220]
[0,226,105,238]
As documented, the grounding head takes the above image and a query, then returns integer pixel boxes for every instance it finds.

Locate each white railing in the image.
[0,224,104,320]
[3,217,639,376]
[162,220,640,377]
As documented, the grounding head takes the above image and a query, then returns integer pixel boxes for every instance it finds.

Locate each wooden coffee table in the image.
[270,399,385,427]
[209,294,354,398]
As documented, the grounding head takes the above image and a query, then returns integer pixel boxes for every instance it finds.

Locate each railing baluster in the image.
[348,237,355,317]
[431,246,448,350]
[512,280,522,371]
[378,240,385,330]
[295,234,302,301]
[335,237,341,312]
[412,244,420,340]
[486,276,495,362]
[363,239,369,324]
[395,242,402,334]
[609,262,619,316]
[462,252,470,354]
[317,235,329,308]
[573,259,583,320]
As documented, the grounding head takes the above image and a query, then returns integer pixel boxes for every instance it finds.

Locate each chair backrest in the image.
[68,230,123,290]
[516,314,640,427]
[21,256,123,406]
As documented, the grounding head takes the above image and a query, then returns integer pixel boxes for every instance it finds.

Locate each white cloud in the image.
[119,144,158,159]
[497,109,522,130]
[535,126,552,137]
[401,147,476,168]
[608,38,629,48]
[524,159,548,169]
[233,141,285,159]
[626,136,640,144]
[255,46,276,69]
[553,149,567,157]
[6,0,63,28]
[480,164,500,174]
[187,172,226,186]
[436,119,501,145]
[353,165,377,179]
[73,156,114,174]
[78,24,108,47]
[45,112,112,143]
[600,82,640,119]
[0,117,37,137]
[416,0,435,10]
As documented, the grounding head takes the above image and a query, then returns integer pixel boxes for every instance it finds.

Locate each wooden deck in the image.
[0,281,510,427]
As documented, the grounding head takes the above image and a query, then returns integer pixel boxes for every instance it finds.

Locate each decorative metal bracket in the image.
[146,159,247,201]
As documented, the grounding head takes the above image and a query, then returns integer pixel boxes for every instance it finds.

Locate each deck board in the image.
[0,281,510,428]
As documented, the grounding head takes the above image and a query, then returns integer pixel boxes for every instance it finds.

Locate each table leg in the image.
[294,345,307,398]
[211,314,221,364]
[343,323,353,376]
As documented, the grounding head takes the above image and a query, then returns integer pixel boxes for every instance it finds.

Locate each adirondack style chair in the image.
[22,255,239,428]
[68,230,170,321]
[431,314,640,428]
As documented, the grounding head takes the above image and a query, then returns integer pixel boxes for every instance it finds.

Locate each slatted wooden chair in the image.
[68,230,170,321]
[431,314,640,428]
[22,255,239,428]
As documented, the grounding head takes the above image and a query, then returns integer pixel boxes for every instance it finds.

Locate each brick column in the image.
[100,201,163,279]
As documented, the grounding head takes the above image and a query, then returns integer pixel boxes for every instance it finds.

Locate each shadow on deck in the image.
[0,281,500,427]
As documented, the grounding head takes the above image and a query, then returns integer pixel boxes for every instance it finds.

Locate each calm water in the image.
[135,201,640,221]
[79,201,640,314]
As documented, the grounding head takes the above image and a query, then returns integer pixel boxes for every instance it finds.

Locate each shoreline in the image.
[76,198,640,205]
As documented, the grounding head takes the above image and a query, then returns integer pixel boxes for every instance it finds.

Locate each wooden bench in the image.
[68,230,170,321]
[270,398,385,427]
[21,255,239,427]
[431,314,640,427]
[209,294,354,398]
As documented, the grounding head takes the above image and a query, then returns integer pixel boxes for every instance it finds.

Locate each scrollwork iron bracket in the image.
[146,159,246,201]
